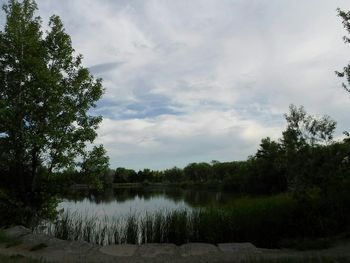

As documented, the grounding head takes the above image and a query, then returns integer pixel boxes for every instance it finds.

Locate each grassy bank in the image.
[37,193,349,248]
[70,181,222,191]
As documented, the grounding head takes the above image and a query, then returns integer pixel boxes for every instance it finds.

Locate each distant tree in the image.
[151,170,164,182]
[221,161,248,192]
[114,168,125,183]
[247,137,287,194]
[163,167,184,182]
[281,105,336,198]
[137,169,153,182]
[212,161,241,181]
[184,162,213,182]
[336,8,350,93]
[80,146,109,189]
[114,167,137,183]
[0,0,106,224]
[282,105,336,149]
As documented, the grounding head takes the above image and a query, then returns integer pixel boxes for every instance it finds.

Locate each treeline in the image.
[102,105,350,199]
[111,159,285,195]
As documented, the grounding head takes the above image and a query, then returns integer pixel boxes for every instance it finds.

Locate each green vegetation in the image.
[0,0,108,226]
[336,8,350,93]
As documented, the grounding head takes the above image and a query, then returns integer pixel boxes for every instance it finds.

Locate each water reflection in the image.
[59,187,236,219]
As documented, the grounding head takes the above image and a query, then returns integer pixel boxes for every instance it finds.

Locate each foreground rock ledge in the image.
[94,241,262,258]
[1,226,350,263]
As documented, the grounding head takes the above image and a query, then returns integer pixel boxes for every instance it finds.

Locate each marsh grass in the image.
[35,194,344,248]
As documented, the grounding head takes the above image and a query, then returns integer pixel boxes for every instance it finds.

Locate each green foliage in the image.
[80,145,109,190]
[0,0,107,225]
[243,138,287,194]
[163,167,184,182]
[280,105,341,200]
[184,162,213,182]
[336,8,350,93]
[282,105,336,148]
[137,169,154,182]
[114,167,138,183]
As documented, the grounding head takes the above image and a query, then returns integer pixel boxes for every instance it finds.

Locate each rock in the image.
[99,244,138,257]
[218,242,260,253]
[137,243,178,257]
[3,226,31,239]
[180,243,218,257]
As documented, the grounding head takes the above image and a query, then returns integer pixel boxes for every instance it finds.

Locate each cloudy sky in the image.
[2,0,350,170]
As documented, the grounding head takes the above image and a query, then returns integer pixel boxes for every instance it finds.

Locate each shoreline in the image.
[1,226,350,263]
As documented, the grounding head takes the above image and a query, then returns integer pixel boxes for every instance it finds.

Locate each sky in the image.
[2,0,350,170]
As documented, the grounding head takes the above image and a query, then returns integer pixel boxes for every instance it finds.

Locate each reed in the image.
[35,194,343,248]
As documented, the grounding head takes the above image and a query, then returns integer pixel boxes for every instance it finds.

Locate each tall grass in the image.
[35,194,347,248]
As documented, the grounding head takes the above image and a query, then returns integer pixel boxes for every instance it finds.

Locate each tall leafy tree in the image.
[281,105,336,198]
[337,8,350,145]
[282,105,336,149]
[250,137,286,194]
[0,0,107,221]
[336,8,350,92]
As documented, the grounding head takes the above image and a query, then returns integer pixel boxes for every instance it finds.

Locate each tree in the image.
[248,137,287,194]
[281,105,336,199]
[184,162,213,182]
[336,8,350,92]
[0,0,107,224]
[80,146,109,189]
[282,105,336,149]
[163,167,184,182]
[137,169,154,182]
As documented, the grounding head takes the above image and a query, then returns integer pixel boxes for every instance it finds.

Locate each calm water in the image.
[58,187,236,220]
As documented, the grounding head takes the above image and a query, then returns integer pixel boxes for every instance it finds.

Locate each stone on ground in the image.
[180,243,218,257]
[137,243,178,257]
[99,244,138,257]
[3,226,31,239]
[218,242,261,253]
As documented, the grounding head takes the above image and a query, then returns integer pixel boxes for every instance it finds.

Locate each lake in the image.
[39,186,239,245]
[58,186,236,221]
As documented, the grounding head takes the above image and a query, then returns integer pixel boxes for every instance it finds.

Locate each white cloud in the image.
[5,0,350,169]
[95,109,282,169]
